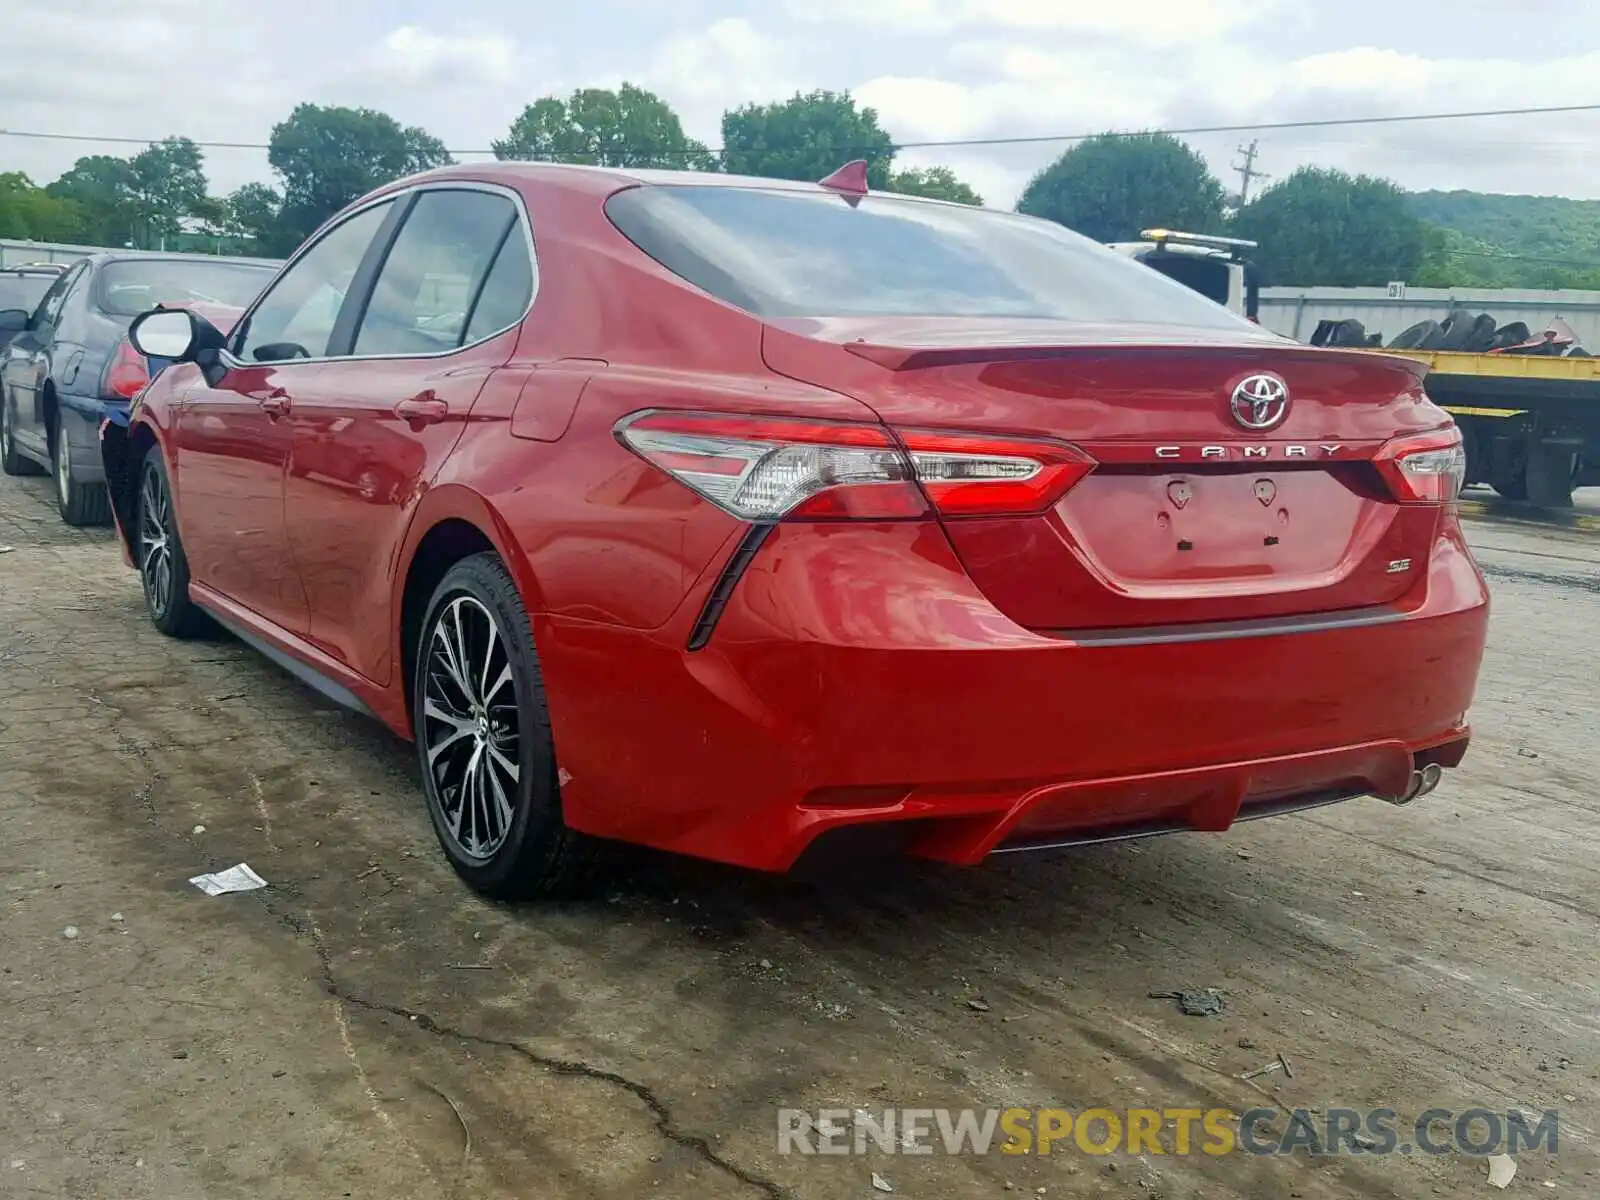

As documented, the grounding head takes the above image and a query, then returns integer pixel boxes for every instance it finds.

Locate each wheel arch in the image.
[105,417,162,557]
[393,485,546,727]
[40,378,59,450]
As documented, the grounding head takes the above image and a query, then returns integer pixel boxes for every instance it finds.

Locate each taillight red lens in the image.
[1374,424,1467,504]
[103,338,150,400]
[897,428,1096,516]
[616,411,1096,521]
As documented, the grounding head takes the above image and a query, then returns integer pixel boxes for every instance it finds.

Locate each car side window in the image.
[31,263,85,329]
[235,200,394,363]
[462,229,535,346]
[353,190,523,357]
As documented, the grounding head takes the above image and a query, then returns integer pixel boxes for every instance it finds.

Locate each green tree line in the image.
[0,85,1582,289]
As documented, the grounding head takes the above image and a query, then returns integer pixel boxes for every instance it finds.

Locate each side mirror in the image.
[0,308,27,333]
[128,306,226,364]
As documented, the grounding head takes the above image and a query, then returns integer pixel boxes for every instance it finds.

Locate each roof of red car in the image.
[399,161,966,204]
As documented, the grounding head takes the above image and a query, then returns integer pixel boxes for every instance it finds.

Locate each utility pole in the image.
[1232,139,1269,205]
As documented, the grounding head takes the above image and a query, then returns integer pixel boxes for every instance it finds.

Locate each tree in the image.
[885,166,982,206]
[0,172,86,242]
[1016,132,1225,243]
[268,103,454,248]
[221,182,286,251]
[1231,167,1428,287]
[493,83,713,169]
[721,90,895,188]
[47,155,140,245]
[128,137,214,247]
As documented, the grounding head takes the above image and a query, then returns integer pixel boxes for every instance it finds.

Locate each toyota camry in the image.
[101,161,1489,898]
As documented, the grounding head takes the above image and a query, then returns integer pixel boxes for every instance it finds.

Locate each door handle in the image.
[394,392,448,426]
[259,389,290,418]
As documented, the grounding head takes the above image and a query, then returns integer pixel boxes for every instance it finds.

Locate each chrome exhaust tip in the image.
[1380,763,1444,807]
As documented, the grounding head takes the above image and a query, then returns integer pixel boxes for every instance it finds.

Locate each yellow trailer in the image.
[1363,347,1596,507]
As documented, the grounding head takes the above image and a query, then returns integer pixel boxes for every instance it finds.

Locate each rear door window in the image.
[352,189,524,357]
[30,262,86,329]
[605,185,1251,329]
[462,230,534,346]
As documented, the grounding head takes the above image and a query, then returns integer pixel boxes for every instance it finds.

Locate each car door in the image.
[1,261,87,459]
[175,198,399,635]
[281,185,535,685]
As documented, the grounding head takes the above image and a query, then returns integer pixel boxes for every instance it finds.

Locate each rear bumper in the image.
[538,517,1489,872]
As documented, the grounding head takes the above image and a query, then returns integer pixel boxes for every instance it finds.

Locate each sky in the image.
[4,0,1600,211]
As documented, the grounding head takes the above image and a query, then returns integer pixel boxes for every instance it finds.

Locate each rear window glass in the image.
[604,185,1250,328]
[1138,253,1232,308]
[96,259,277,317]
[0,274,52,313]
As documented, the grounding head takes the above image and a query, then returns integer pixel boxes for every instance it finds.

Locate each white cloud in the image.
[641,18,801,143]
[367,26,524,91]
[786,0,1280,43]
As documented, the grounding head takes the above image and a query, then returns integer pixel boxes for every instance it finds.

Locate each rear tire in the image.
[53,413,112,526]
[413,553,599,900]
[1488,437,1529,501]
[137,446,208,638]
[1389,320,1439,350]
[1,397,42,476]
[1525,442,1578,508]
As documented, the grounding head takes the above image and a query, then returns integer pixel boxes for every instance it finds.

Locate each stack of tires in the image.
[1311,309,1589,356]
[1385,309,1588,357]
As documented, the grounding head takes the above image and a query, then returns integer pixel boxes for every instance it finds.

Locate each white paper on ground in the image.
[189,863,268,896]
[1487,1154,1517,1188]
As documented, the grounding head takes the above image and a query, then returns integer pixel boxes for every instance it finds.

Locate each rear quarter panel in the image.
[427,174,880,631]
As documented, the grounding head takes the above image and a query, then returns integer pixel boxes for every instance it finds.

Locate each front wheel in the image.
[137,446,207,638]
[413,553,598,899]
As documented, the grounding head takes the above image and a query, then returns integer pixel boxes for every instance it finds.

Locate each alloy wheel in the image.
[421,595,522,861]
[1,404,11,459]
[139,466,174,618]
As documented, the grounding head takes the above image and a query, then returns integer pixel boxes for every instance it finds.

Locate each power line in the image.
[4,101,1600,158]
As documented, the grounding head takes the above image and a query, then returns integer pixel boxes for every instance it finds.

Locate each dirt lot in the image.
[2,470,1597,1200]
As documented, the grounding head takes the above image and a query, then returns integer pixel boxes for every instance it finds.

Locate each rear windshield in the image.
[96,259,277,317]
[1138,252,1233,308]
[0,274,52,313]
[604,185,1250,328]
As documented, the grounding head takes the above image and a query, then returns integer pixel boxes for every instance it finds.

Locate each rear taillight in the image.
[1374,425,1466,504]
[102,338,150,400]
[616,411,1095,521]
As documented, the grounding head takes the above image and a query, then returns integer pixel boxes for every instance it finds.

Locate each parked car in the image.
[0,266,60,350]
[104,162,1490,898]
[0,252,279,524]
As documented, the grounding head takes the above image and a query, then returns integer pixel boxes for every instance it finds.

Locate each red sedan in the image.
[103,162,1489,897]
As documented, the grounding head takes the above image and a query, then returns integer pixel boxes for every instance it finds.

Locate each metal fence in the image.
[1259,285,1600,348]
[2,238,276,269]
[0,238,111,268]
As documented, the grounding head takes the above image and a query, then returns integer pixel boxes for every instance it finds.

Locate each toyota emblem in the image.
[1229,374,1290,430]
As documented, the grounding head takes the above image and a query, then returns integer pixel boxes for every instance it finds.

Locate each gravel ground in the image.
[2,468,1596,1199]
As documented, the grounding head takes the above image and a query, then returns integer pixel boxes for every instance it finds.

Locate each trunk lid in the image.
[762,317,1447,632]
